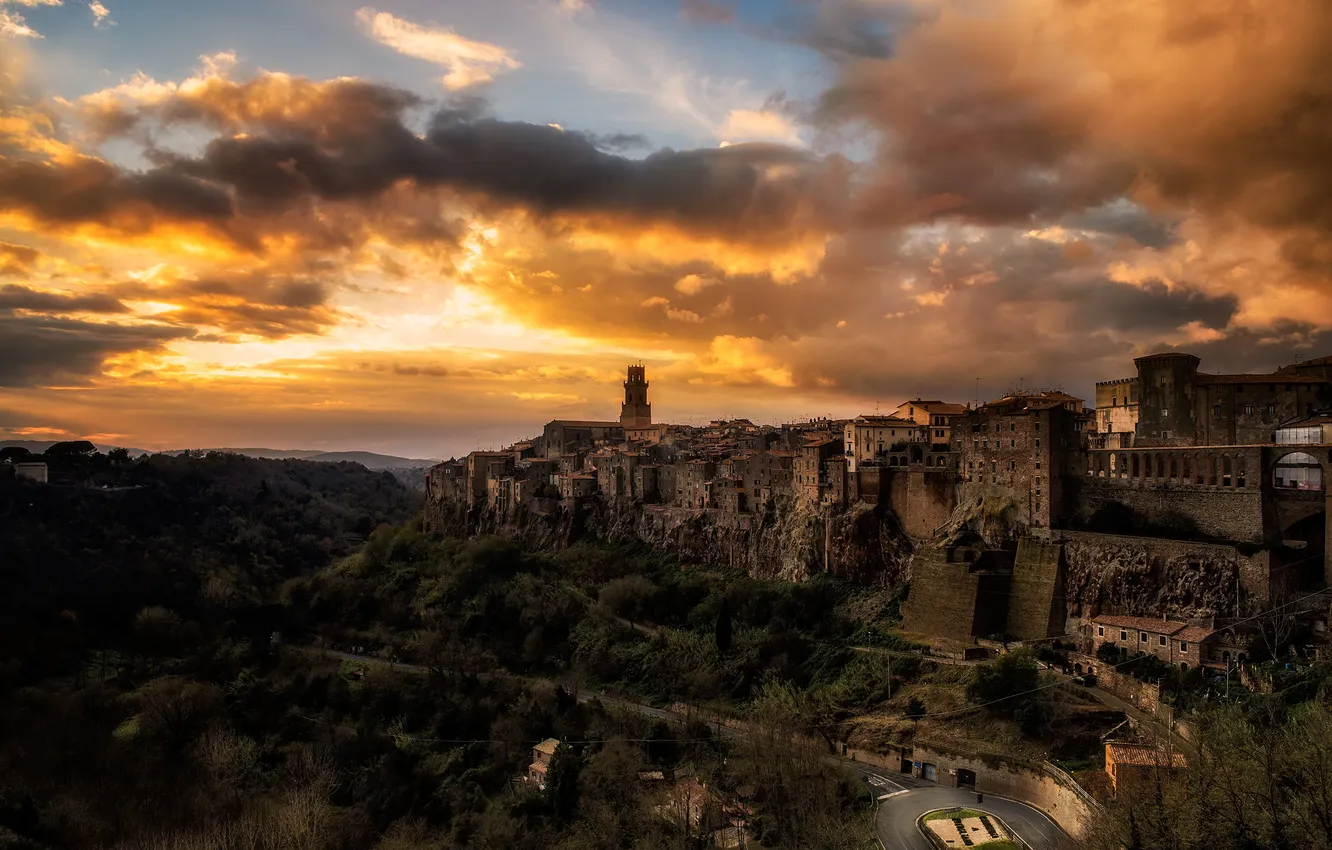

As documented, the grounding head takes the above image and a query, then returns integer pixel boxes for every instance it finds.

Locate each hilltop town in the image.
[426,352,1332,659]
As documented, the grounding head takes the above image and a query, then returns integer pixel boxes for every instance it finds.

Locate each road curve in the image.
[878,785,1072,850]
[315,650,1070,850]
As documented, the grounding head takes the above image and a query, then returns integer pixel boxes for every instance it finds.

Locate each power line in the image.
[912,564,1332,721]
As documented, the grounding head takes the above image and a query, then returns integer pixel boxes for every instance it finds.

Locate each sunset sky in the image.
[2,0,1331,458]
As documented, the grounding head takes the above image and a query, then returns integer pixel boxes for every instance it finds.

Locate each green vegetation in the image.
[1089,699,1332,850]
[0,457,875,849]
[923,808,987,822]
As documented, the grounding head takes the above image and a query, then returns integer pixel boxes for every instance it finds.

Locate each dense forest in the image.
[0,450,873,849]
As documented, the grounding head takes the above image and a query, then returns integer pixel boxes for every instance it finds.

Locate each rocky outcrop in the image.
[1060,532,1251,618]
[425,494,914,584]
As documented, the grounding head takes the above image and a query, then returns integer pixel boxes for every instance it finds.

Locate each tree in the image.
[44,440,97,458]
[598,575,656,628]
[107,447,131,464]
[715,595,733,654]
[0,446,32,463]
[545,742,583,822]
[904,697,926,721]
[966,649,1040,713]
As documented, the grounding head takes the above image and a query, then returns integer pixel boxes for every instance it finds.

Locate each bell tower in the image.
[620,364,652,429]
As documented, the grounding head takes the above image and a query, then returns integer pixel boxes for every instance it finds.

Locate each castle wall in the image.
[1075,451,1265,543]
[1007,538,1066,640]
[885,468,956,539]
[901,549,984,641]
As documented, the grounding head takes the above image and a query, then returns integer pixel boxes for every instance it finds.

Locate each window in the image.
[1035,423,1041,432]
[1010,439,1016,448]
[1011,423,1016,432]
[1180,642,1189,654]
[991,461,997,473]
[1035,439,1041,448]
[1010,460,1016,471]
[1098,626,1105,637]
[1121,630,1128,641]
[1035,460,1041,469]
[1267,404,1276,416]
[1214,404,1222,416]
[1159,635,1167,647]
[1245,404,1255,415]
[973,440,980,450]
[1163,409,1169,418]
[1140,632,1148,643]
[1112,396,1117,406]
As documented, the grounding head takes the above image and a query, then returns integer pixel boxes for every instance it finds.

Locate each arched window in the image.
[1275,452,1323,491]
[1110,453,1117,473]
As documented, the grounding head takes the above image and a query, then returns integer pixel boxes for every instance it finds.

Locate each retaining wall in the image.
[910,742,1100,840]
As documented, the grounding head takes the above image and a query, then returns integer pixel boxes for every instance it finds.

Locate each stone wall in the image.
[885,467,957,539]
[911,743,1100,840]
[900,549,985,641]
[1074,474,1264,543]
[1058,530,1263,617]
[1008,538,1066,640]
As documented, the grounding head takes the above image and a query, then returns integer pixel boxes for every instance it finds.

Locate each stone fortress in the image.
[425,352,1332,660]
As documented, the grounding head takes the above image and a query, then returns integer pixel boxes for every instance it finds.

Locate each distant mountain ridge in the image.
[1,441,440,470]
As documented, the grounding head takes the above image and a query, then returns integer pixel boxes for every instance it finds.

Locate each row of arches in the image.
[1088,450,1251,488]
[1089,449,1328,491]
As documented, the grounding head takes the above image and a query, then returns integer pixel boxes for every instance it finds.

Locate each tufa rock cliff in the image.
[425,494,914,584]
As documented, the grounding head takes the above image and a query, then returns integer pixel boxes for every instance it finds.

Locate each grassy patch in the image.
[924,808,986,822]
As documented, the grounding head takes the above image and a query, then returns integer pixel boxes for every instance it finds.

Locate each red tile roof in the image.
[1093,614,1189,636]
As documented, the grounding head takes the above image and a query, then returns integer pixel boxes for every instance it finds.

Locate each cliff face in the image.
[1060,532,1249,619]
[424,494,914,584]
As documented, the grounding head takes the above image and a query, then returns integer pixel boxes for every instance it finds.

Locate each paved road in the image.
[877,785,1072,850]
[316,650,1069,849]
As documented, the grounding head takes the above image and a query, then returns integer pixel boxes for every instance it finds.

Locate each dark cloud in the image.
[77,76,843,247]
[0,156,234,229]
[391,363,449,377]
[1066,280,1237,334]
[577,131,652,153]
[0,242,41,276]
[1061,200,1179,250]
[147,275,341,338]
[0,284,129,314]
[0,314,189,388]
[680,0,734,25]
[782,0,938,62]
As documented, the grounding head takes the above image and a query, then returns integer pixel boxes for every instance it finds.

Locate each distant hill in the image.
[199,449,440,470]
[1,441,441,470]
[0,440,153,457]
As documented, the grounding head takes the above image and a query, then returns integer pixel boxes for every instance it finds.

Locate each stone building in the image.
[1094,377,1139,448]
[957,390,1088,529]
[843,414,922,472]
[13,462,48,483]
[893,399,970,445]
[1104,742,1187,797]
[796,438,844,506]
[1134,352,1332,447]
[620,364,652,429]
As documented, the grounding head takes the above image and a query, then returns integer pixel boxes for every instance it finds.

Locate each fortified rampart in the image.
[1078,447,1265,543]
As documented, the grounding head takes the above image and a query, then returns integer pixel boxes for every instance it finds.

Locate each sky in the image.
[2,0,1331,458]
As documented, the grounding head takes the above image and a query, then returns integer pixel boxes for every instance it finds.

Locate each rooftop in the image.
[534,739,560,756]
[1093,614,1190,635]
[1106,741,1188,769]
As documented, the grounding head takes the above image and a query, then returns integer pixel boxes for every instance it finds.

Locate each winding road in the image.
[313,649,1071,849]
